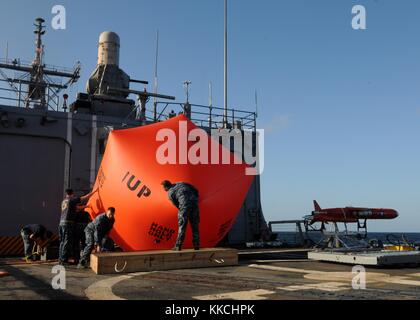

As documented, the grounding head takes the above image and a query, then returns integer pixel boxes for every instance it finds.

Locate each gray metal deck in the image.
[1,249,420,300]
[308,250,420,266]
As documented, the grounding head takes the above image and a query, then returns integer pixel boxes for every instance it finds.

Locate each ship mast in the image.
[33,17,45,66]
[153,30,159,122]
[223,0,228,128]
[28,18,46,108]
[0,17,80,110]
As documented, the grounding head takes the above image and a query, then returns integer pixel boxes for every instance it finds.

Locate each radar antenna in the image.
[0,18,80,110]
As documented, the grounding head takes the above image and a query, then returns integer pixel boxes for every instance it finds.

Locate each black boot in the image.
[77,260,88,269]
[172,246,181,251]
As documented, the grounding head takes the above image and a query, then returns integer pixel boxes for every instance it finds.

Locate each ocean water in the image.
[367,232,420,244]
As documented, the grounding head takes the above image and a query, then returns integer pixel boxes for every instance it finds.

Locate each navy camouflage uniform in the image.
[80,213,115,264]
[20,224,46,258]
[73,211,91,262]
[168,182,200,249]
[59,196,81,263]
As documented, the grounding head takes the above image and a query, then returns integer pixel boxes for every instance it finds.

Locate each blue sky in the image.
[1,0,419,231]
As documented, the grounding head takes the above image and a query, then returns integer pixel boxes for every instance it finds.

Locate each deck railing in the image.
[146,101,257,131]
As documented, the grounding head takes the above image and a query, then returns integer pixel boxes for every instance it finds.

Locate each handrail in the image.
[153,101,257,131]
[0,58,77,75]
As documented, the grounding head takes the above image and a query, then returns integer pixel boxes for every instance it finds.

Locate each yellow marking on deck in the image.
[278,282,349,292]
[410,273,420,277]
[249,264,420,287]
[385,277,420,286]
[304,271,390,283]
[193,289,275,300]
[85,272,151,300]
[248,264,325,274]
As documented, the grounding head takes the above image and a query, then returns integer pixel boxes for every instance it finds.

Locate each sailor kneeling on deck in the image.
[161,180,200,251]
[77,207,116,269]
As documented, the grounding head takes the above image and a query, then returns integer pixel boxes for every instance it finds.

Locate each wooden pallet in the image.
[90,248,238,275]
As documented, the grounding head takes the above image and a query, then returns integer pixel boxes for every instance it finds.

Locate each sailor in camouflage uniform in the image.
[161,180,200,251]
[77,207,116,268]
[59,188,96,265]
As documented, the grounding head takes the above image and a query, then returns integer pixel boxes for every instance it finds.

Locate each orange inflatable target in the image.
[87,115,254,251]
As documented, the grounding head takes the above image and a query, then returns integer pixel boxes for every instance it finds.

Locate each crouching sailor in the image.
[20,224,52,262]
[77,207,116,269]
